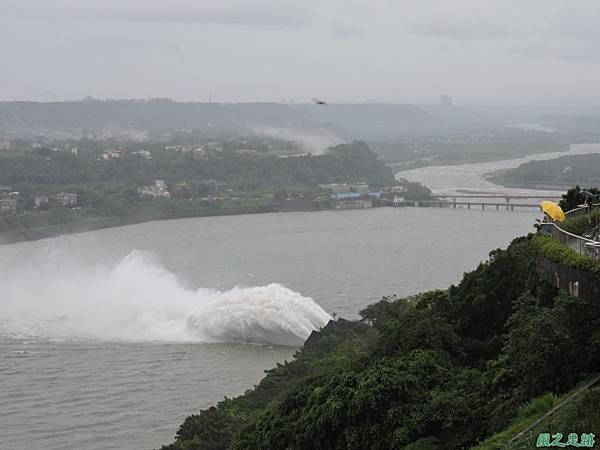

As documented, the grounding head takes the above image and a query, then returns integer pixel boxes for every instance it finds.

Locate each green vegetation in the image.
[0,141,413,242]
[160,235,600,449]
[0,197,280,242]
[376,129,596,166]
[490,154,600,189]
[472,393,562,450]
[559,210,600,236]
[531,234,600,274]
[0,141,395,191]
[558,186,600,212]
[474,383,600,450]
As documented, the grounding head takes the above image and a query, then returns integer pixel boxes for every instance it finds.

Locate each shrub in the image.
[530,234,600,274]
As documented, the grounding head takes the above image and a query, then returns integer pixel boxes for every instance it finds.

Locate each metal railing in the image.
[538,203,600,260]
[539,222,600,258]
[564,202,600,218]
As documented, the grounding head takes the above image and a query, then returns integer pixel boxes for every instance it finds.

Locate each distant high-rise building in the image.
[440,95,453,107]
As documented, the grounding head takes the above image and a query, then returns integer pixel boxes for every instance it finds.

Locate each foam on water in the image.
[0,250,330,345]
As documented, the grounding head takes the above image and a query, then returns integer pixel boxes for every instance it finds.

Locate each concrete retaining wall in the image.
[536,255,600,302]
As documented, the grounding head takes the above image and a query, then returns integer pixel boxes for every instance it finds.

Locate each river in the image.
[5,143,592,450]
[397,142,600,196]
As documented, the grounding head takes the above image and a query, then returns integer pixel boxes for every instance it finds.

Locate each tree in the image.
[560,186,600,212]
[504,301,577,397]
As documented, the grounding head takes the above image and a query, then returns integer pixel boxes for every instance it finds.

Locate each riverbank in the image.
[1,198,428,245]
[483,169,570,191]
[159,234,600,450]
[0,206,538,450]
[0,201,320,245]
[485,152,600,191]
[388,148,572,174]
[396,142,600,197]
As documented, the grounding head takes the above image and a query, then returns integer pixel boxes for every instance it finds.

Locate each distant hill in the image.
[540,114,600,133]
[295,103,440,138]
[0,101,306,136]
[489,153,600,188]
[0,101,439,140]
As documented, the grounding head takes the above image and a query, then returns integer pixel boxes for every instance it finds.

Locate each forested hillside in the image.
[161,235,600,449]
[0,141,395,190]
[490,153,600,188]
[0,141,408,242]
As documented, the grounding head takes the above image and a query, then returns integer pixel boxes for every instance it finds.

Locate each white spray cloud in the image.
[253,125,345,154]
[0,250,330,346]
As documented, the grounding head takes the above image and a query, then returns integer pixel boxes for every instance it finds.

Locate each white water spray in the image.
[252,125,345,154]
[0,250,330,345]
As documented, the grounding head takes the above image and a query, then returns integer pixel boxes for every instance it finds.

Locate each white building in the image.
[0,198,17,211]
[56,192,78,207]
[319,183,369,194]
[34,196,49,209]
[138,180,171,198]
[132,150,152,159]
[384,186,407,194]
[99,150,124,160]
[393,195,405,205]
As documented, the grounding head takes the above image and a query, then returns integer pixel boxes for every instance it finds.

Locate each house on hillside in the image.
[99,150,125,160]
[0,198,17,212]
[138,180,171,198]
[56,192,78,207]
[319,183,370,194]
[132,150,152,159]
[0,189,19,212]
[34,196,49,209]
[383,185,407,194]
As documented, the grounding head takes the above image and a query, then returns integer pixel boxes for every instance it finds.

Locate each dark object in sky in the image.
[311,98,327,105]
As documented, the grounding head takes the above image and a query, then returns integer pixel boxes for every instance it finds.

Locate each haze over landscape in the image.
[5,1,600,450]
[3,0,600,105]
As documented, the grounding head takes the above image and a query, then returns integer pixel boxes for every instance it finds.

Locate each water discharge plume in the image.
[252,125,345,154]
[0,250,331,345]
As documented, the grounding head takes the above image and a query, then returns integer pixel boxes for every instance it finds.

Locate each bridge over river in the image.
[396,193,562,211]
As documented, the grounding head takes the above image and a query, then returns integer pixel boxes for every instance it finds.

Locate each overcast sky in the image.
[2,0,600,105]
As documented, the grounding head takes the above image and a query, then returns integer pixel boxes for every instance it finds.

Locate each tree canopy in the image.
[160,235,600,449]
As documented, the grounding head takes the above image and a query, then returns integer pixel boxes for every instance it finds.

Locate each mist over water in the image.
[1,208,538,450]
[0,249,330,346]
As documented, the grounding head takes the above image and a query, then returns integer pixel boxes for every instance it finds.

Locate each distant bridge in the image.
[395,193,561,211]
[415,200,541,210]
[431,194,562,200]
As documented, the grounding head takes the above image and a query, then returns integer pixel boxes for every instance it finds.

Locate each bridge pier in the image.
[417,195,557,212]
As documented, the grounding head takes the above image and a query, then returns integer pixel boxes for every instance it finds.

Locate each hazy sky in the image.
[2,0,600,105]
